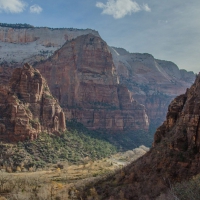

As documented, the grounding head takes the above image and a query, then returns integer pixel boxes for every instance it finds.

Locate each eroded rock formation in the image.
[110,47,195,128]
[0,63,66,142]
[0,24,195,132]
[83,74,200,200]
[154,73,200,151]
[35,34,149,132]
[0,25,99,66]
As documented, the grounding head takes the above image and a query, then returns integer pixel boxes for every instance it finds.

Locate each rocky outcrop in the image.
[0,26,99,44]
[0,24,195,132]
[0,63,66,142]
[0,63,14,85]
[154,73,200,150]
[35,34,149,132]
[0,25,99,68]
[0,25,100,93]
[82,74,200,200]
[110,47,195,128]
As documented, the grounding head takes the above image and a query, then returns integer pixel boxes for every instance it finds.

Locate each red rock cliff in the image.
[0,63,66,142]
[154,73,200,151]
[35,34,149,132]
[85,74,200,200]
[110,47,195,128]
[0,25,194,133]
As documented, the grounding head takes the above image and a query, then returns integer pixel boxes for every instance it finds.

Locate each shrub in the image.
[171,175,200,200]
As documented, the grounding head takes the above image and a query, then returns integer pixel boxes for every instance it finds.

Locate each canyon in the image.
[81,72,200,200]
[0,23,199,200]
[0,63,66,142]
[110,47,195,127]
[35,34,149,132]
[0,24,195,133]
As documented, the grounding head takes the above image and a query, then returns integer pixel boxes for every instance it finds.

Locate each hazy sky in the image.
[0,0,199,73]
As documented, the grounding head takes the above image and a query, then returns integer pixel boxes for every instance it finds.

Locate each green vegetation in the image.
[0,23,34,29]
[24,106,31,113]
[104,130,153,150]
[44,86,49,91]
[45,94,54,99]
[33,71,40,78]
[171,175,200,200]
[0,120,153,172]
[0,126,116,171]
[16,92,23,100]
[29,119,39,126]
[0,173,70,200]
[67,120,153,151]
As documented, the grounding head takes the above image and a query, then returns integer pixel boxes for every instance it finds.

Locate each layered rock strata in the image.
[0,24,195,132]
[0,63,66,142]
[35,34,149,131]
[110,47,195,127]
[0,25,99,64]
[87,73,200,200]
[154,73,200,150]
[0,25,99,94]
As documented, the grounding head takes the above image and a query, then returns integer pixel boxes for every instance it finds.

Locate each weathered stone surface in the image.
[154,73,200,151]
[0,25,99,69]
[0,24,195,132]
[0,26,99,44]
[0,63,14,85]
[110,47,195,127]
[88,73,200,200]
[0,63,66,142]
[35,34,149,131]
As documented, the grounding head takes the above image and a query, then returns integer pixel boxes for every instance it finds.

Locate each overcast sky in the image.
[0,0,199,73]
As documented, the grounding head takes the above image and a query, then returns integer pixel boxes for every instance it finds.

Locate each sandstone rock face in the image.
[154,73,200,150]
[35,34,149,132]
[84,74,200,200]
[0,63,66,142]
[0,24,195,132]
[0,25,99,65]
[0,63,14,85]
[0,25,99,90]
[110,47,195,127]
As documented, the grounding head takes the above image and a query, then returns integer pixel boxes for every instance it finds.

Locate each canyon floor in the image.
[1,146,197,200]
[0,147,148,200]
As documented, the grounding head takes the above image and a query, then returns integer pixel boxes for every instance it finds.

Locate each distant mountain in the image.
[34,34,149,132]
[0,23,195,134]
[79,73,200,200]
[0,23,34,28]
[0,63,117,170]
[110,47,195,128]
[0,24,99,66]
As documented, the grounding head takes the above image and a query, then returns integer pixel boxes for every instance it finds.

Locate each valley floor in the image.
[0,146,148,200]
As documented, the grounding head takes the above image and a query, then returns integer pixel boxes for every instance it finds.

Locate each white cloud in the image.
[0,0,26,13]
[142,3,151,12]
[96,0,151,19]
[30,4,42,14]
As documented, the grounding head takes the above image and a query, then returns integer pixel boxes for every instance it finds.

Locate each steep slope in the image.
[35,34,149,132]
[81,73,200,200]
[0,24,99,85]
[0,24,99,64]
[0,23,195,133]
[110,47,195,128]
[154,72,200,150]
[0,63,66,142]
